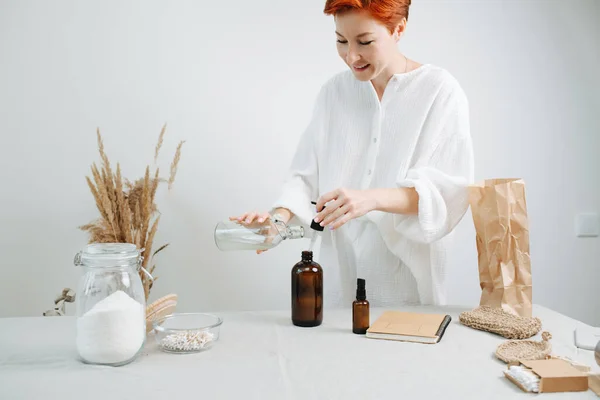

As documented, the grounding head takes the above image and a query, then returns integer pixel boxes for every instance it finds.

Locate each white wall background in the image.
[1,0,598,325]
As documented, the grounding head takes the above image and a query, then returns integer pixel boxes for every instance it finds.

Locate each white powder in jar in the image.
[76,290,145,365]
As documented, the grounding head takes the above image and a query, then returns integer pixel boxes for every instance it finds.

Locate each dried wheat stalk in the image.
[169,140,185,190]
[79,125,184,301]
[154,123,166,164]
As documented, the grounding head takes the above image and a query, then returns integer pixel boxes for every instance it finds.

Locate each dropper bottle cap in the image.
[356,278,366,301]
[310,201,324,232]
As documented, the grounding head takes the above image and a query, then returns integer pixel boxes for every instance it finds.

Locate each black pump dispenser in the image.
[356,278,366,301]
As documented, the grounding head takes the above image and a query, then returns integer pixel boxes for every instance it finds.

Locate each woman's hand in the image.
[229,208,294,254]
[229,211,271,225]
[314,188,377,230]
[229,212,273,254]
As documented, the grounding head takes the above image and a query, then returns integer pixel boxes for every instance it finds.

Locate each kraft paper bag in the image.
[468,179,532,317]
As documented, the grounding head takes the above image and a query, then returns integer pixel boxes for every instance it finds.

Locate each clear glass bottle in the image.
[73,243,147,366]
[214,216,304,251]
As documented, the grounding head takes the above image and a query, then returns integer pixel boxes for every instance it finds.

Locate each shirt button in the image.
[367,169,372,175]
[373,138,378,143]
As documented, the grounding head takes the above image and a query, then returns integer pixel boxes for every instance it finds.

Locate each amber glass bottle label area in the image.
[291,262,323,327]
[352,301,370,334]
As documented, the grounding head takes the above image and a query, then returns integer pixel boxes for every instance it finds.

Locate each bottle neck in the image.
[280,224,304,240]
[301,250,313,262]
[356,286,366,301]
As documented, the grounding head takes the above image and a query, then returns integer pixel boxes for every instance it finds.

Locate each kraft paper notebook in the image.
[366,311,452,344]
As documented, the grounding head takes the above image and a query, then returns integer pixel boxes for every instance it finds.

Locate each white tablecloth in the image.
[0,304,598,399]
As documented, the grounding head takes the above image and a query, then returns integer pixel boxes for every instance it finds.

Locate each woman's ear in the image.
[393,18,407,42]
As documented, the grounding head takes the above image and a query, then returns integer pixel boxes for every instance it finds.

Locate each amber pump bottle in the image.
[352,278,370,334]
[291,209,324,327]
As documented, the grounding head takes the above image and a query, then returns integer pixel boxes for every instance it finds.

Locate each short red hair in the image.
[323,0,411,33]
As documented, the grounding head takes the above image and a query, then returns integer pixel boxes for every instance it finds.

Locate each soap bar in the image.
[506,366,540,393]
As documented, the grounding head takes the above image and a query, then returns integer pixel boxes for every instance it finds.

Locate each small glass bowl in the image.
[152,313,223,354]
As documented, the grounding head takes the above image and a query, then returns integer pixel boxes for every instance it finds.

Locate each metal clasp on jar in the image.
[138,249,154,282]
[74,252,83,267]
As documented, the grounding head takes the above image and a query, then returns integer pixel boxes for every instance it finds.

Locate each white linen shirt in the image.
[272,64,474,308]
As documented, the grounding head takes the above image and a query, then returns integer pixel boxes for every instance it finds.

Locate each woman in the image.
[232,0,474,308]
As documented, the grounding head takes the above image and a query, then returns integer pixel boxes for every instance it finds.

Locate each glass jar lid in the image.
[74,243,142,268]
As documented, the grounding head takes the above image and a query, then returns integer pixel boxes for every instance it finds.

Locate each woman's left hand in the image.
[314,188,377,230]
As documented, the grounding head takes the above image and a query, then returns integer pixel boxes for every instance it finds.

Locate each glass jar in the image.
[74,243,147,366]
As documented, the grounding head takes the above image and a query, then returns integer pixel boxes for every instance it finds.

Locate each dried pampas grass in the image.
[79,124,184,301]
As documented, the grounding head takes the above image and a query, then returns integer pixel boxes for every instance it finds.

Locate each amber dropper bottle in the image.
[352,278,370,334]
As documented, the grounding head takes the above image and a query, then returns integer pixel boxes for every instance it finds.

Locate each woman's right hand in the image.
[229,208,293,254]
[229,211,274,254]
[229,211,272,226]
